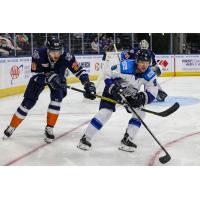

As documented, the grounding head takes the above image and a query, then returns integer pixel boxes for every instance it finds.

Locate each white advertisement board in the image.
[1,54,200,90]
[74,55,103,76]
[75,54,176,77]
[0,57,32,89]
[175,55,200,72]
[155,55,175,74]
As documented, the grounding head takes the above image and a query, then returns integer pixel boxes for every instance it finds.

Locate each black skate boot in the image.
[119,132,137,152]
[77,134,91,150]
[3,126,15,139]
[44,125,55,143]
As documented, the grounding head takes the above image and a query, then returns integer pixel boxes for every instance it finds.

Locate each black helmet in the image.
[136,49,151,63]
[46,36,63,51]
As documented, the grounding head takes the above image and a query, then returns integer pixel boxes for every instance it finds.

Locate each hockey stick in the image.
[66,85,179,117]
[67,84,171,163]
[119,94,171,164]
[113,45,170,163]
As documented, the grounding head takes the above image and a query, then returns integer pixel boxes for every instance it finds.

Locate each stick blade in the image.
[159,154,171,164]
[159,102,180,117]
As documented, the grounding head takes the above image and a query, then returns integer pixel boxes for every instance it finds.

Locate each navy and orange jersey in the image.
[31,48,89,84]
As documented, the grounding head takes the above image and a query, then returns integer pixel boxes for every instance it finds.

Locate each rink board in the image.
[1,54,200,98]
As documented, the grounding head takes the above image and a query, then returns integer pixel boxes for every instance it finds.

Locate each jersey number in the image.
[153,79,157,86]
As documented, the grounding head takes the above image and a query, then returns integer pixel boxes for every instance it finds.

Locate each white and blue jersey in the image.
[104,59,158,105]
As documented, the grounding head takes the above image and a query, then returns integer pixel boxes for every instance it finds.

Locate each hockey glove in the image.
[152,65,162,76]
[125,92,146,108]
[46,72,66,90]
[108,82,123,102]
[156,89,168,102]
[84,81,96,100]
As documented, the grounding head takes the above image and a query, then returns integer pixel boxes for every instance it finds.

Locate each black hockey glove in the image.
[125,92,146,108]
[84,81,96,100]
[108,82,123,102]
[152,65,162,76]
[46,72,66,90]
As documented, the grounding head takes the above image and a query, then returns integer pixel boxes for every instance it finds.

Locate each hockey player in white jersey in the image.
[78,49,158,152]
[122,39,168,102]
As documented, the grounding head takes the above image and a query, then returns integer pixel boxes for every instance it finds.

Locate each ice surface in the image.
[0,77,200,166]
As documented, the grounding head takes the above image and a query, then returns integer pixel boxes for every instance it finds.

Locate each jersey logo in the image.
[65,53,73,61]
[122,85,138,97]
[32,50,40,59]
[72,61,80,71]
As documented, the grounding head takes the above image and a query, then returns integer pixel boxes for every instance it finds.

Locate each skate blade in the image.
[77,144,90,151]
[118,145,135,152]
[44,138,53,144]
[2,135,10,140]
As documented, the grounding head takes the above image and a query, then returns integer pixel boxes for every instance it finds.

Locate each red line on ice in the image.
[4,120,90,166]
[148,131,200,166]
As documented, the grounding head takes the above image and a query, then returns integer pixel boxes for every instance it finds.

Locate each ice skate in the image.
[77,135,91,150]
[119,132,137,152]
[3,126,15,140]
[44,126,55,143]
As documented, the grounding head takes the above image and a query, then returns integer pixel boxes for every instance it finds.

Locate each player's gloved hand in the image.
[108,82,123,102]
[46,72,66,90]
[84,81,96,100]
[152,65,162,76]
[125,92,146,108]
[156,89,168,102]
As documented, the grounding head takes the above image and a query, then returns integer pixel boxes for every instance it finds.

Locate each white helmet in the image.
[139,39,149,49]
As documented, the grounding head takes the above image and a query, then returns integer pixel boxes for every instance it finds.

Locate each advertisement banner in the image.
[74,54,176,77]
[75,55,103,75]
[1,54,200,91]
[155,55,175,74]
[0,57,32,89]
[175,55,200,72]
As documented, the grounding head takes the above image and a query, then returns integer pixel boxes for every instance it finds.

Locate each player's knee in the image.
[97,108,113,124]
[21,98,37,110]
[132,110,146,119]
[50,92,65,103]
[140,111,146,118]
[90,109,113,130]
[15,98,36,120]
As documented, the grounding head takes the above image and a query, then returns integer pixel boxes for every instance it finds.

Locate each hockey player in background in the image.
[122,39,168,102]
[78,49,158,152]
[3,36,96,143]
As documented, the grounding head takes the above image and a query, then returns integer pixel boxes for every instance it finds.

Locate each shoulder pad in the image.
[142,67,156,81]
[33,48,47,60]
